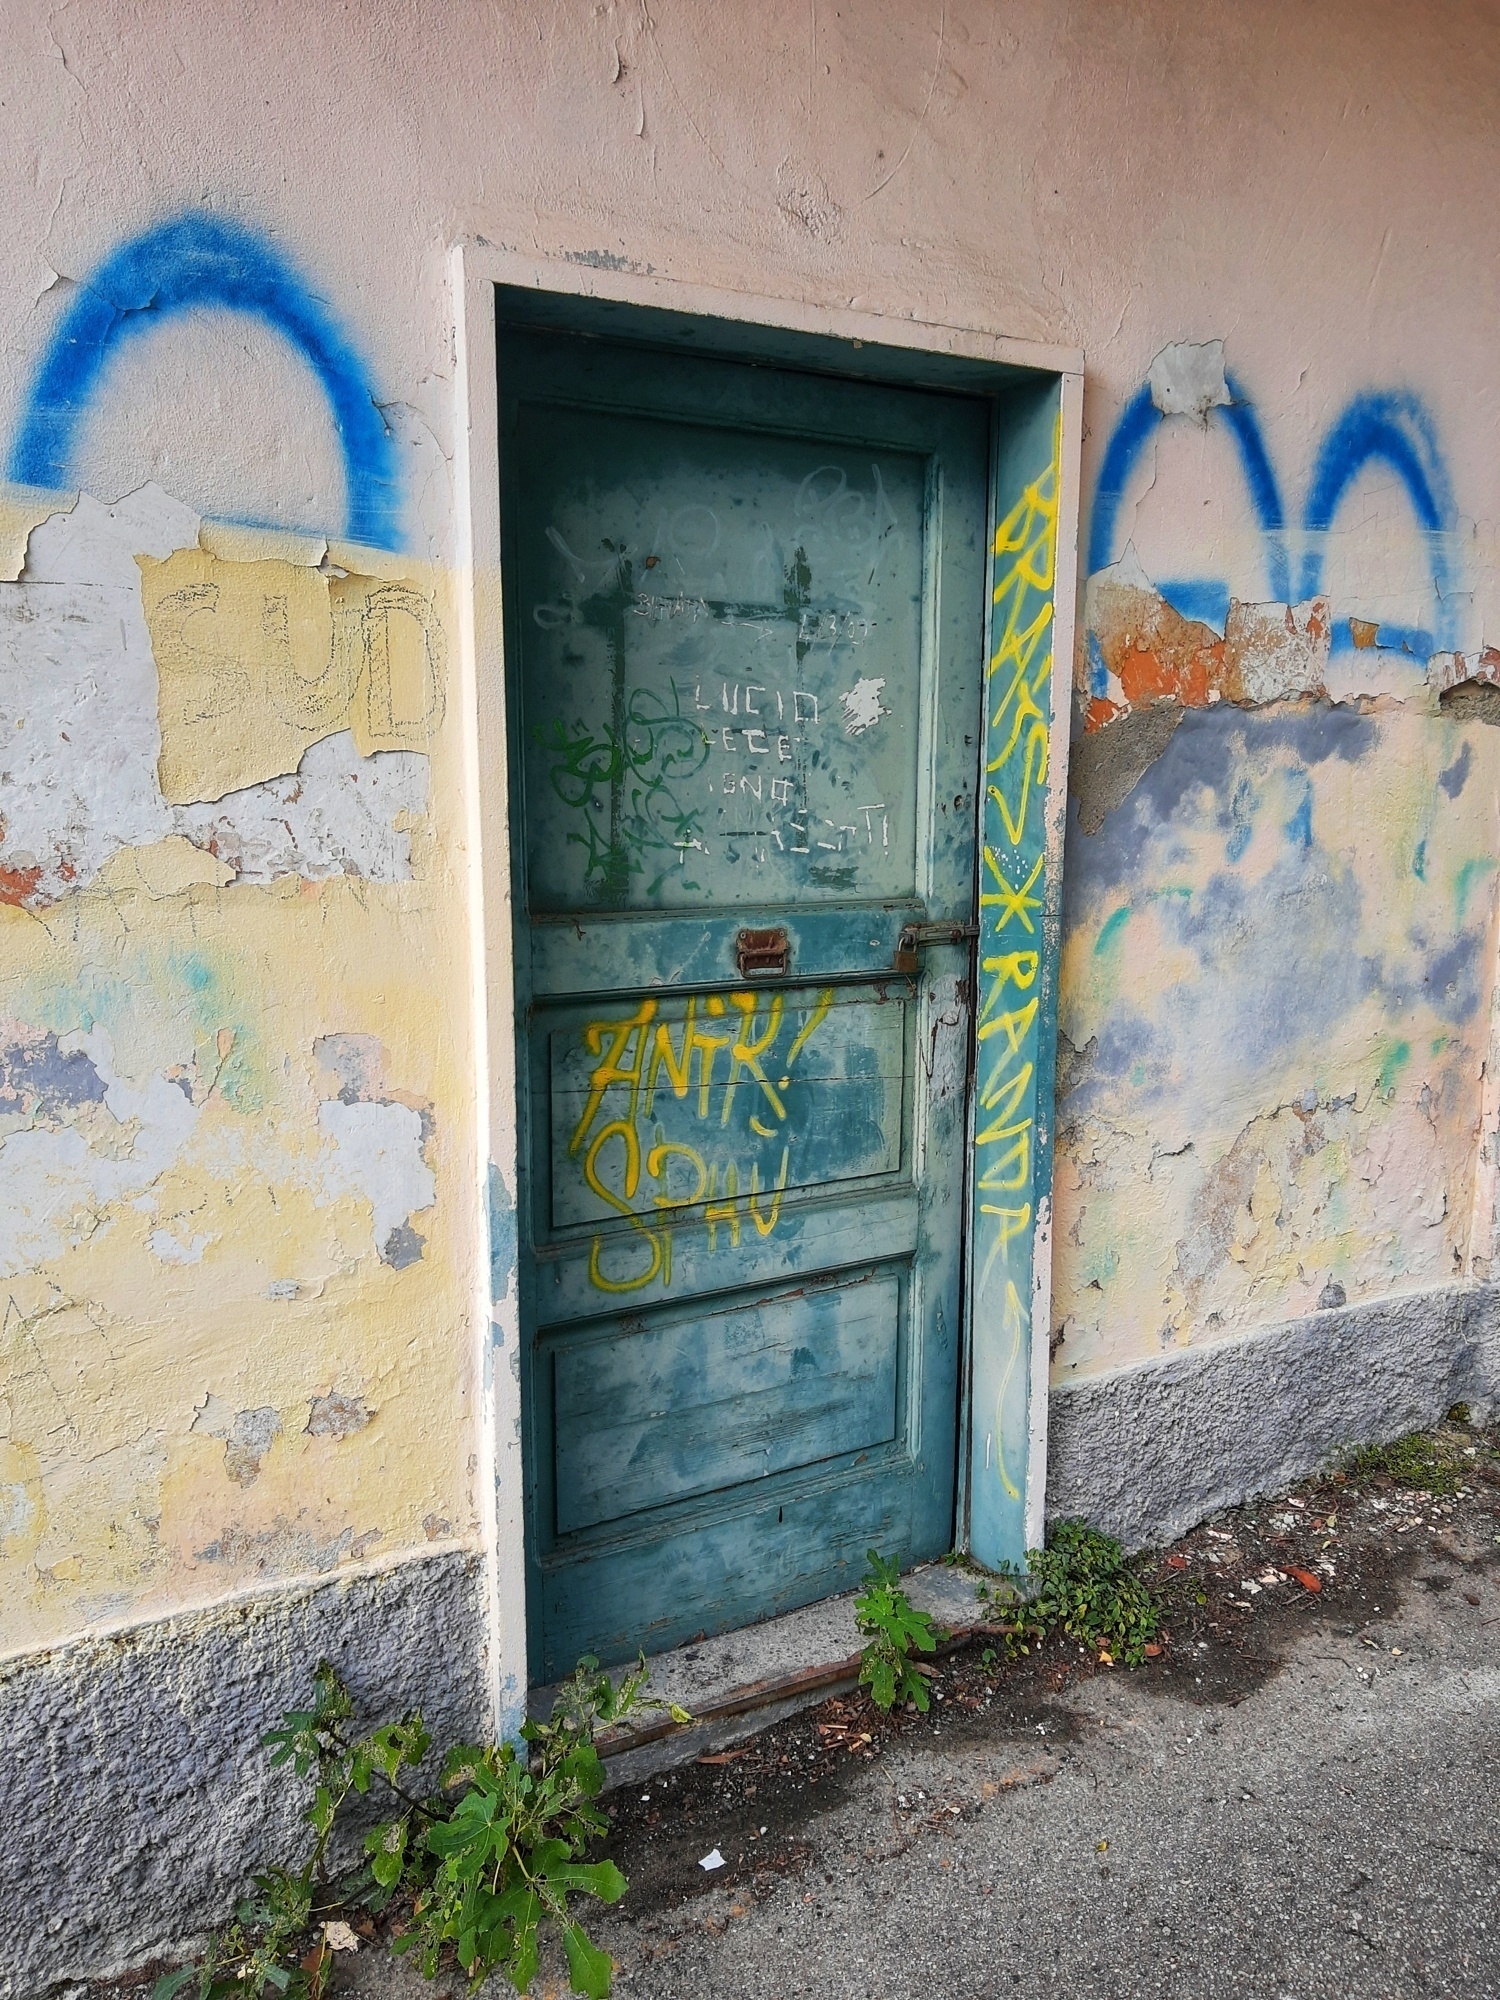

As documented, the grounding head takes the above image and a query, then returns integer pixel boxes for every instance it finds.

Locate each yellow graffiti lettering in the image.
[694,994,736,1120]
[643,997,698,1113]
[583,1118,665,1294]
[976,1063,1033,1141]
[576,983,834,1291]
[978,1202,1032,1272]
[704,1160,742,1252]
[646,1140,708,1213]
[978,1057,1032,1121]
[976,1127,1030,1192]
[721,991,785,1126]
[980,848,1043,935]
[572,999,657,1153]
[976,996,1038,1054]
[748,1148,792,1236]
[983,949,1039,992]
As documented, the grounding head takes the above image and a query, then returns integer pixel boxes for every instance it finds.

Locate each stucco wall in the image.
[1,5,1499,1943]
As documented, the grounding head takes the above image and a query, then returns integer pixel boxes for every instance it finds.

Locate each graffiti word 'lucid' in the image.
[570,988,833,1294]
[8,214,402,551]
[974,419,1061,1514]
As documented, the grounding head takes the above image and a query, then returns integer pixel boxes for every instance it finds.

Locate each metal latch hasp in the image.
[893,920,979,976]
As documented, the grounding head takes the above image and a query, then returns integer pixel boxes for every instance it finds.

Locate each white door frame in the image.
[450,240,1084,1734]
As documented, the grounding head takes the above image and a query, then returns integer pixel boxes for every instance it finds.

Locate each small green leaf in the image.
[562,1921,615,1999]
[548,1859,628,1905]
[151,1970,197,2000]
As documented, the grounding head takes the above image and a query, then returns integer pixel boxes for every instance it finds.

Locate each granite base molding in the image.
[1046,1281,1500,1551]
[0,1548,488,1999]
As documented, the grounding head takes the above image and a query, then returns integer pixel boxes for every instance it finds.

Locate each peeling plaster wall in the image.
[2,0,1500,1973]
[0,454,472,1665]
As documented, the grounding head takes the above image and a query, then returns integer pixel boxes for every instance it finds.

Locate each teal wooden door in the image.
[499,320,990,1680]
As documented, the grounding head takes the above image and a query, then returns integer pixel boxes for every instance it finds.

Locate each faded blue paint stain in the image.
[1298,391,1455,647]
[8,214,402,551]
[1088,383,1158,578]
[1439,742,1472,800]
[1219,388,1291,601]
[1284,777,1313,849]
[0,1032,106,1116]
[1225,779,1256,863]
[488,1161,517,1304]
[1413,838,1428,881]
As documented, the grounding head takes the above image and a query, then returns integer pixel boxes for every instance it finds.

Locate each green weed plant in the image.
[154,1656,687,2000]
[982,1520,1162,1666]
[1341,1430,1459,1495]
[854,1550,941,1712]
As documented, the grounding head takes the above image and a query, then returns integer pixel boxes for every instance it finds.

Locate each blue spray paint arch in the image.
[1299,390,1456,654]
[8,214,402,551]
[1087,377,1290,601]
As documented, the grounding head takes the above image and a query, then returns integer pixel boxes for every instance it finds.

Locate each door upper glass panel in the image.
[516,405,928,912]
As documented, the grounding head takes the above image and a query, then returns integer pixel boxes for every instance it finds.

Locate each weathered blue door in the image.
[499,318,990,1679]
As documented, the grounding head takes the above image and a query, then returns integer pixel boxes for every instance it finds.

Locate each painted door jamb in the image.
[451,240,1084,1737]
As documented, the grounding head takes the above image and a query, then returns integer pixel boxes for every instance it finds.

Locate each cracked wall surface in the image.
[1061,309,1500,1391]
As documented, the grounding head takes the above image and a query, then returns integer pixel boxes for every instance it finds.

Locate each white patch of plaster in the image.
[1090,542,1157,597]
[23,484,202,587]
[315,1099,435,1262]
[174,731,428,884]
[0,491,193,899]
[1148,341,1232,423]
[189,1393,237,1439]
[1325,640,1427,705]
[840,676,888,737]
[0,1027,200,1277]
[1224,598,1331,704]
[148,1227,213,1264]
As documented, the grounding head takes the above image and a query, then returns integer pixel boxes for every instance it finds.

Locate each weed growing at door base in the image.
[855,1549,942,1711]
[983,1521,1163,1667]
[152,1656,688,2000]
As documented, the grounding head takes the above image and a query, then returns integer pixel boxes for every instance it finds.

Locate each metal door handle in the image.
[736,926,790,978]
[894,920,978,976]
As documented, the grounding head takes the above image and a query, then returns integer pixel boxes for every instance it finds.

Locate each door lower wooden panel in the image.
[545,1261,905,1538]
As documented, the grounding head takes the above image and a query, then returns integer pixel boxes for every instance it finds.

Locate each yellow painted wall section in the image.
[0,519,478,1656]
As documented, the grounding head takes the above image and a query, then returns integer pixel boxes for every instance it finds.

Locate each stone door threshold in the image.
[528,1562,987,1789]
